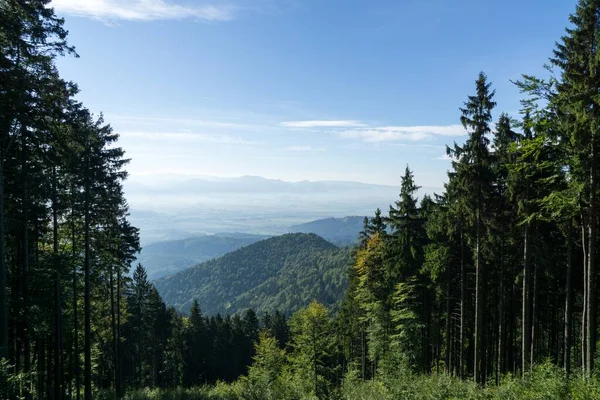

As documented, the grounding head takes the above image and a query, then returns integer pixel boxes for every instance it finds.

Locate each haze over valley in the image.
[126,175,407,245]
[5,1,600,399]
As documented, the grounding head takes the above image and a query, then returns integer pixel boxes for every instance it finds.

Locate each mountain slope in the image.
[287,216,365,245]
[136,233,269,279]
[154,233,351,316]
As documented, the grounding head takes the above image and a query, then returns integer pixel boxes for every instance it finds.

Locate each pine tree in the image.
[448,72,496,382]
[551,0,600,375]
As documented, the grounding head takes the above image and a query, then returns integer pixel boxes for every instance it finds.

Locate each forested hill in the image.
[135,233,269,279]
[154,233,351,315]
[287,216,365,245]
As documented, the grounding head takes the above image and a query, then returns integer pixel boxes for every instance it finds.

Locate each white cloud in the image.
[337,124,466,142]
[282,145,326,152]
[281,120,366,128]
[120,131,258,145]
[51,0,237,21]
[436,154,453,161]
[108,114,272,131]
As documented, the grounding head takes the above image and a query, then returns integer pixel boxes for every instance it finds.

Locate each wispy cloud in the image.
[281,120,366,128]
[108,114,271,131]
[337,124,465,142]
[282,145,326,152]
[121,131,259,145]
[51,0,237,22]
[435,154,453,161]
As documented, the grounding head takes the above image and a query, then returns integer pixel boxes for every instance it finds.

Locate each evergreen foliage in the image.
[154,233,351,316]
[6,0,600,399]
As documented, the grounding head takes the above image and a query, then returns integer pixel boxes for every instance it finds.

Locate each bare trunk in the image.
[445,258,452,373]
[110,264,121,397]
[0,151,7,359]
[116,268,122,397]
[84,168,92,400]
[53,166,63,400]
[564,225,573,374]
[497,248,504,382]
[474,209,484,383]
[459,229,466,378]
[22,135,31,397]
[72,210,80,400]
[582,221,588,372]
[587,139,597,376]
[522,223,531,376]
[531,250,539,368]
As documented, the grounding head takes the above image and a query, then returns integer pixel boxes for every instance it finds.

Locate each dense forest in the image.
[5,0,600,399]
[154,233,351,316]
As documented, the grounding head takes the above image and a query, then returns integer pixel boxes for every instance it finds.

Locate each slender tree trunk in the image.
[459,229,466,378]
[110,264,121,397]
[47,335,53,399]
[116,267,122,397]
[37,339,44,397]
[0,151,7,360]
[587,140,597,376]
[531,249,539,369]
[21,135,31,398]
[522,223,531,376]
[582,221,588,372]
[53,166,63,400]
[445,259,452,373]
[436,300,442,374]
[84,168,92,400]
[474,208,484,383]
[72,210,81,400]
[496,259,503,383]
[564,225,573,375]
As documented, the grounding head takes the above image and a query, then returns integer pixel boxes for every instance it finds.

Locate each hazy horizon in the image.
[50,0,572,208]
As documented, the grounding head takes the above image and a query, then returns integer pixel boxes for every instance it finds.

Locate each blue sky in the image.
[52,0,575,191]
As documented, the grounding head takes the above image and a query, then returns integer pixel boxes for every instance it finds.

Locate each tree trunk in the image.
[522,223,531,376]
[460,229,466,378]
[497,255,504,384]
[564,225,573,374]
[445,258,452,373]
[474,209,484,383]
[84,167,92,400]
[531,248,539,369]
[582,221,587,372]
[22,134,31,397]
[587,139,597,376]
[0,151,7,360]
[116,267,122,397]
[72,208,81,400]
[110,264,121,397]
[53,166,63,400]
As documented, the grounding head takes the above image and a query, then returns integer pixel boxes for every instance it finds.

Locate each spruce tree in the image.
[448,72,496,382]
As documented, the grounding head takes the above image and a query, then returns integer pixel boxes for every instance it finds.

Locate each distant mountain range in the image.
[136,233,270,279]
[287,216,364,246]
[153,233,351,316]
[124,176,409,244]
[136,216,364,279]
[126,175,399,195]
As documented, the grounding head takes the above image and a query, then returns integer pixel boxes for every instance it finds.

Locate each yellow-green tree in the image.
[289,300,334,399]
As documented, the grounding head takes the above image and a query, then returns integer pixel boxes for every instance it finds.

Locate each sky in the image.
[51,0,575,191]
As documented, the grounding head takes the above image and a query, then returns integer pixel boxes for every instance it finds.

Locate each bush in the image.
[116,362,600,400]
